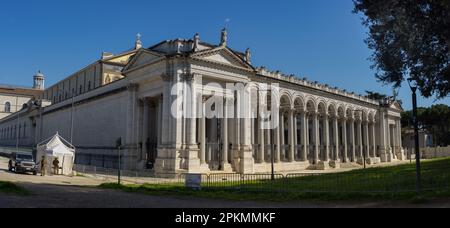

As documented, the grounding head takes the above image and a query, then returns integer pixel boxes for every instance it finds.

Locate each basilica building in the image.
[0,30,405,174]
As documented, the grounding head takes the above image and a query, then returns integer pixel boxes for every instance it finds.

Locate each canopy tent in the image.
[37,133,76,176]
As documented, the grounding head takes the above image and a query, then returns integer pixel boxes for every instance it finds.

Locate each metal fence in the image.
[74,164,450,194]
[73,165,182,186]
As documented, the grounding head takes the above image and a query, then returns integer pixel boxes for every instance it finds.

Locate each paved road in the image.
[1,157,449,208]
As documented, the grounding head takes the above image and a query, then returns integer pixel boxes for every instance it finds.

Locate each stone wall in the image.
[421,146,450,159]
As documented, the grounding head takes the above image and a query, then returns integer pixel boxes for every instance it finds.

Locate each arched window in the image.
[4,102,11,113]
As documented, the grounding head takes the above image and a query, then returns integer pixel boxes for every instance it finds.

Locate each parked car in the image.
[8,152,38,175]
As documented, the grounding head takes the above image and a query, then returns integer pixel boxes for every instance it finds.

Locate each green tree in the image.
[402,104,450,146]
[354,0,450,99]
[365,91,388,100]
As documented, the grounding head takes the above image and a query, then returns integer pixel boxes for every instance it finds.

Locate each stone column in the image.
[397,119,403,150]
[142,99,149,161]
[333,117,340,161]
[288,109,295,162]
[257,109,265,164]
[349,118,356,162]
[184,74,201,172]
[124,83,139,170]
[342,118,348,162]
[274,111,281,163]
[312,112,320,164]
[301,112,308,162]
[280,112,285,161]
[157,96,163,147]
[155,74,179,173]
[371,122,377,157]
[396,119,404,160]
[199,99,206,165]
[364,121,370,159]
[266,128,271,162]
[222,98,231,171]
[186,75,199,149]
[357,120,363,161]
[387,124,392,155]
[293,113,298,161]
[233,91,241,168]
[323,114,330,162]
[378,111,392,162]
[239,86,255,174]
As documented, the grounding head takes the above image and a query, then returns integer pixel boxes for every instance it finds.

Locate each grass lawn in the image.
[100,158,450,202]
[0,181,29,195]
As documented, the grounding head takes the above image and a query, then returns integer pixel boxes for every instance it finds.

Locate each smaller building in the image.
[402,129,434,149]
[0,72,44,120]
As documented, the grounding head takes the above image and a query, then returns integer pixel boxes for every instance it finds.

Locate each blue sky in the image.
[0,0,448,110]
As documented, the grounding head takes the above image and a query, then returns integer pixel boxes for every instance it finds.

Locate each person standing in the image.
[53,158,60,175]
[39,156,47,176]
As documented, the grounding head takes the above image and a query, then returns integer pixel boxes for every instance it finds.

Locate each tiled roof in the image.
[0,86,42,97]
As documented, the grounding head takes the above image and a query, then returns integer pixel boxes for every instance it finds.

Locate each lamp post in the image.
[116,137,122,185]
[407,78,422,194]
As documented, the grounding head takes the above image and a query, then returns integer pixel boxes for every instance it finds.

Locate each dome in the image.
[35,71,44,78]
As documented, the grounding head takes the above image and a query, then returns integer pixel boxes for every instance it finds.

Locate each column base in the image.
[184,148,202,173]
[154,147,181,174]
[329,160,341,169]
[221,163,233,172]
[309,161,331,170]
[199,164,211,173]
[366,157,381,165]
[239,146,255,174]
[380,151,394,163]
[395,149,406,161]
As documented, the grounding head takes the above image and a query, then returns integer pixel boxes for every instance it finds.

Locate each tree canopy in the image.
[401,104,450,146]
[365,91,388,100]
[354,0,450,99]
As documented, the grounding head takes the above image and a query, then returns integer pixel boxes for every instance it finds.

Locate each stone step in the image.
[340,162,362,169]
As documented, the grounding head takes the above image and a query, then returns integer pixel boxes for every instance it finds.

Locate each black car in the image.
[8,152,38,175]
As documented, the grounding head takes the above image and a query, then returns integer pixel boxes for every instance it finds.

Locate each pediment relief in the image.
[123,50,165,72]
[390,100,404,111]
[105,53,136,65]
[192,47,253,70]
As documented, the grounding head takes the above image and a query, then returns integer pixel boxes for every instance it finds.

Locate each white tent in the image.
[37,132,76,176]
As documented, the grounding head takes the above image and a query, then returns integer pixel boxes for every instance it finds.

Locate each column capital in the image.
[224,97,234,104]
[180,73,195,82]
[308,111,319,117]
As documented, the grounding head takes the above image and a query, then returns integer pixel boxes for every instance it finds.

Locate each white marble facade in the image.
[0,31,405,174]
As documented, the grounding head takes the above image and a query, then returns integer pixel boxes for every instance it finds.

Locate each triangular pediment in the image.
[192,47,254,70]
[390,100,404,111]
[123,49,165,72]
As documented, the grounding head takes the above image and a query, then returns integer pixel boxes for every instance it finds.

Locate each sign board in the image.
[185,174,202,190]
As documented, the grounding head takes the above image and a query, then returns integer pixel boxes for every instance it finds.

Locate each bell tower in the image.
[33,71,45,90]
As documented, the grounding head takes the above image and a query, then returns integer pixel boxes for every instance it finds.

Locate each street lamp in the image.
[407,78,422,194]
